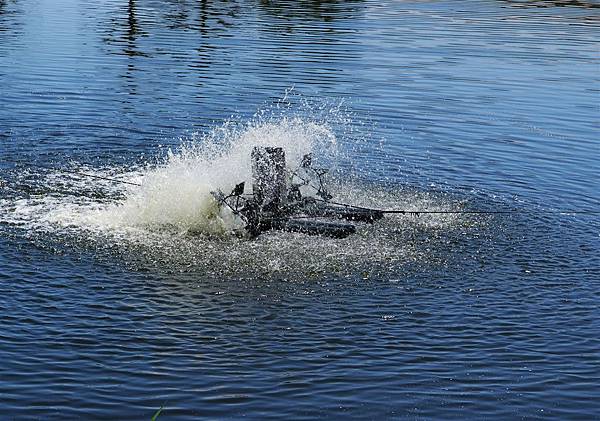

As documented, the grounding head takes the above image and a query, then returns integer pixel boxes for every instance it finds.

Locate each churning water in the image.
[1,0,599,419]
[2,112,472,279]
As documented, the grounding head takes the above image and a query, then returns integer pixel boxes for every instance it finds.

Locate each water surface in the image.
[1,0,599,419]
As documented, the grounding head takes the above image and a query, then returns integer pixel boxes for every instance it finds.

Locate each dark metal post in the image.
[251,146,287,213]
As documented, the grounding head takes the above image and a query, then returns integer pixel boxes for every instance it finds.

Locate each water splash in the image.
[88,116,339,234]
[0,112,477,278]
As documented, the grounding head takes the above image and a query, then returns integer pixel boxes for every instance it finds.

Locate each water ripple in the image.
[1,0,600,419]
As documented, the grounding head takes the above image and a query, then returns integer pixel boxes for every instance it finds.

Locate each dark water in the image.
[1,0,599,419]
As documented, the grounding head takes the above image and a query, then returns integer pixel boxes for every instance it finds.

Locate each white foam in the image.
[3,117,337,237]
[0,114,473,277]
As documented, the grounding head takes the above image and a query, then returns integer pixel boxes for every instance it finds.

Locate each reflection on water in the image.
[0,0,20,35]
[100,0,366,60]
[502,0,600,9]
[258,0,366,20]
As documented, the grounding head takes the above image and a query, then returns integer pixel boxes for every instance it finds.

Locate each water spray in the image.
[9,155,598,240]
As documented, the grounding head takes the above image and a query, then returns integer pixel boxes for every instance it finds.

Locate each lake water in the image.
[1,0,599,419]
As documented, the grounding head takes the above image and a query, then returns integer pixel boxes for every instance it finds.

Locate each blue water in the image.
[1,0,599,419]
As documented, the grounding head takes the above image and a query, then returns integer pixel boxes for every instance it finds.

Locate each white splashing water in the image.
[8,117,339,236]
[0,114,472,277]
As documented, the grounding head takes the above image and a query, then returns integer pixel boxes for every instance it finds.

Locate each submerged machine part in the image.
[211,146,383,238]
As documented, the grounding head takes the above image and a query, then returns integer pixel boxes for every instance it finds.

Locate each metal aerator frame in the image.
[211,146,383,238]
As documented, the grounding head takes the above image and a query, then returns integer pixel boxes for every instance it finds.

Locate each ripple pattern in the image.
[1,0,599,419]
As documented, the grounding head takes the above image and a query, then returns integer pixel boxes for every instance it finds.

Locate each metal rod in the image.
[315,198,600,216]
